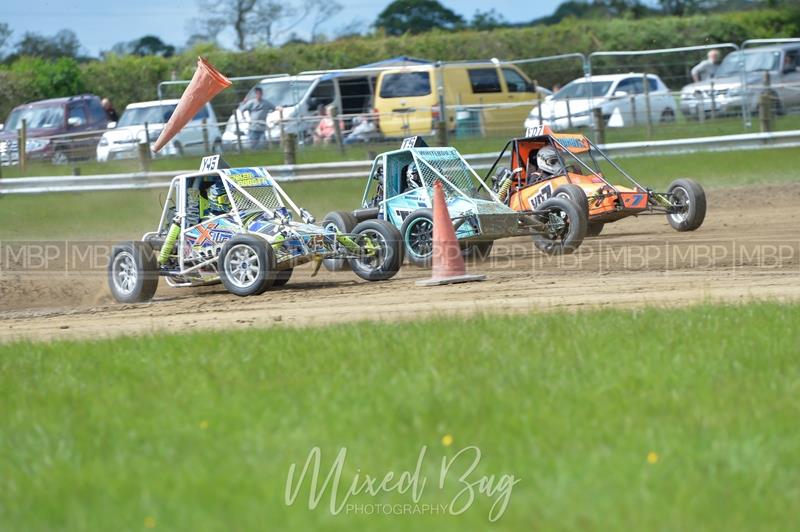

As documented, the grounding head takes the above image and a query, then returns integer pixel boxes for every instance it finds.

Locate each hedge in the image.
[1,8,798,121]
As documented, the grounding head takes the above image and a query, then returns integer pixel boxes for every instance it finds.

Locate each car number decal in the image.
[529,184,553,209]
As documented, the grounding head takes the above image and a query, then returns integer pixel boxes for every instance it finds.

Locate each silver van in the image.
[680,44,800,118]
[221,57,429,148]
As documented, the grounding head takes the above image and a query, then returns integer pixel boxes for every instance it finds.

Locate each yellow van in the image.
[373,62,541,138]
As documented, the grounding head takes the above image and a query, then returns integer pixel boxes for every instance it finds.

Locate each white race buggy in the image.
[108,156,404,302]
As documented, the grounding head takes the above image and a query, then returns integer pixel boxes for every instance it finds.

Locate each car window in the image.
[616,78,643,95]
[646,77,659,92]
[309,80,335,108]
[379,72,432,98]
[13,106,65,129]
[87,98,107,124]
[716,50,782,77]
[68,104,87,126]
[553,81,613,100]
[784,50,799,72]
[118,104,177,127]
[467,68,502,94]
[244,79,314,109]
[502,68,531,93]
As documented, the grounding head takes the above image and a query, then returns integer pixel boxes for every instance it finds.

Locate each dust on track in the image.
[1,183,799,343]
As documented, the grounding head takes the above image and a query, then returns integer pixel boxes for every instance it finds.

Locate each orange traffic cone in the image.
[416,180,486,286]
[152,57,232,152]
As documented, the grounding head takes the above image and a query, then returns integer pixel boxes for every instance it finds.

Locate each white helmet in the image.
[536,146,564,176]
[406,163,422,188]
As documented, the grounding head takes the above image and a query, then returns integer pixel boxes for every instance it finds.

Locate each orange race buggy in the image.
[484,126,706,237]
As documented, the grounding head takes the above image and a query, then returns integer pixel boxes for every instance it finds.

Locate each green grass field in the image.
[1,146,797,241]
[1,303,798,531]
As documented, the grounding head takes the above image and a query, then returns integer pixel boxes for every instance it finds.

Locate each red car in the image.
[0,94,109,165]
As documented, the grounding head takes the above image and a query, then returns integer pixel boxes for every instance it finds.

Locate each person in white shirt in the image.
[692,50,722,82]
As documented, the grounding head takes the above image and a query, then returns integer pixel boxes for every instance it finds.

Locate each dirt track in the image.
[1,183,799,343]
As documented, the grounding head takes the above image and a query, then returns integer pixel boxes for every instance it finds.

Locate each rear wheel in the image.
[348,220,403,281]
[218,235,276,296]
[660,108,676,123]
[400,209,434,267]
[532,197,587,255]
[108,241,159,303]
[553,184,589,219]
[322,211,358,272]
[666,178,706,232]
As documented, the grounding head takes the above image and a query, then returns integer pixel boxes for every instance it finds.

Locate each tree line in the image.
[0,0,794,62]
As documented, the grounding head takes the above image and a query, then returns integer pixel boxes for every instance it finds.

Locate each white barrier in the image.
[2,129,799,195]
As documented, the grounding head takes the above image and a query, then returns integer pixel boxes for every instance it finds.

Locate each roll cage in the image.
[484,130,650,194]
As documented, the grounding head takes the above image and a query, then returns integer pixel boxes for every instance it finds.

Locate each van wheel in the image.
[52,148,69,165]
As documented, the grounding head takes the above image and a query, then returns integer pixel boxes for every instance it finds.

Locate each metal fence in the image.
[5,129,800,195]
[1,38,798,177]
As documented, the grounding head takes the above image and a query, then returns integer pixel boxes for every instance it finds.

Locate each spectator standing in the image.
[691,50,722,83]
[101,98,119,122]
[241,87,270,149]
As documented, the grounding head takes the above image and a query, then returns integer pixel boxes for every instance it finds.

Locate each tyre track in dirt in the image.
[1,183,798,343]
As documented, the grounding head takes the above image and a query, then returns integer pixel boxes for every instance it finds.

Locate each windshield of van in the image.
[118,104,178,127]
[552,80,613,100]
[5,105,65,130]
[715,50,782,77]
[243,79,314,108]
[379,72,432,98]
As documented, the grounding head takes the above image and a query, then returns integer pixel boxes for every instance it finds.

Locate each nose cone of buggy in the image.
[455,198,541,241]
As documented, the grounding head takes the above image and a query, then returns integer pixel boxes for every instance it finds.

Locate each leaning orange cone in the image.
[152,57,232,152]
[416,180,486,287]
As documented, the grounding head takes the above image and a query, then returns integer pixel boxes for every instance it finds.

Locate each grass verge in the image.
[0,302,799,531]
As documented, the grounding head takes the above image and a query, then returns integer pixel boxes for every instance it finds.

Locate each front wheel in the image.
[532,197,587,255]
[322,211,357,272]
[108,241,159,303]
[666,178,706,232]
[400,208,434,267]
[348,220,404,281]
[218,235,276,296]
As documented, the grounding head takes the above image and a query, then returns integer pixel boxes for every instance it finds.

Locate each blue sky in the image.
[2,0,563,56]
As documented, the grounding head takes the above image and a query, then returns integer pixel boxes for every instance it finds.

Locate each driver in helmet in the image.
[527,145,565,184]
[204,182,231,218]
[405,162,423,190]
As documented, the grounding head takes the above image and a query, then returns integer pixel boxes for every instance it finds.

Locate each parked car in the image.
[680,44,800,118]
[97,99,221,162]
[374,61,542,138]
[221,57,429,149]
[524,74,676,131]
[0,95,108,166]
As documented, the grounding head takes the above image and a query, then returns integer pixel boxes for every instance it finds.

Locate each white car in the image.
[97,99,221,162]
[524,73,677,131]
